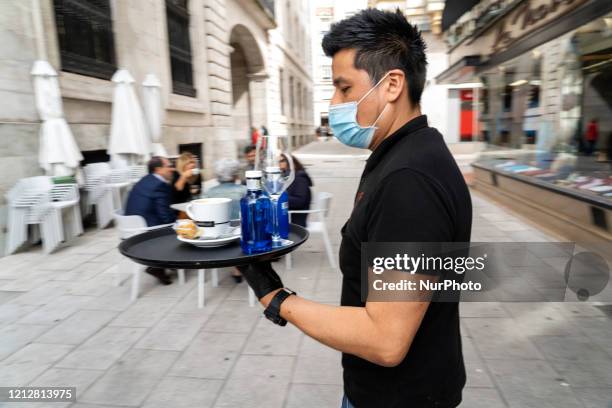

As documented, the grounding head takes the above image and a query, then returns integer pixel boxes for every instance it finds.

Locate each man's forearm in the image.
[264,293,419,367]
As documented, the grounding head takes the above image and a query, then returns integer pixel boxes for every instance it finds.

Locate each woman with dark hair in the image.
[280,154,312,227]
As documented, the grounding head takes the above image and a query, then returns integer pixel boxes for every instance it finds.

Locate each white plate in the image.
[177,234,240,248]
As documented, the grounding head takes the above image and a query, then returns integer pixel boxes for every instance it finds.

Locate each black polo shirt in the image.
[339,115,472,408]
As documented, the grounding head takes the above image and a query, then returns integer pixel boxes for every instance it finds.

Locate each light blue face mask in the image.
[328,73,390,149]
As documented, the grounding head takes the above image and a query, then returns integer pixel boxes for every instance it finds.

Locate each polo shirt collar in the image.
[364,114,428,174]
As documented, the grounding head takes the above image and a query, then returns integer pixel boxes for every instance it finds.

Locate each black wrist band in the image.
[263,288,296,326]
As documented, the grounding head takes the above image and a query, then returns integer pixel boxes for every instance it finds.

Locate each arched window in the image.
[53,0,116,79]
[166,0,196,97]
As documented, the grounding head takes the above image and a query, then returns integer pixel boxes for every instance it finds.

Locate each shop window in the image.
[53,0,116,80]
[166,0,196,97]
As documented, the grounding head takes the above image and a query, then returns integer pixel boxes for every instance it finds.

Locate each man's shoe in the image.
[145,267,172,285]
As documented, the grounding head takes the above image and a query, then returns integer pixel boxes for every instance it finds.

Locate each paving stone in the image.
[0,343,73,385]
[460,387,508,407]
[18,368,104,408]
[463,317,545,360]
[55,326,147,370]
[531,335,612,362]
[570,387,612,408]
[142,377,223,408]
[18,295,97,325]
[213,355,294,408]
[108,296,178,328]
[52,261,114,282]
[78,349,179,406]
[285,383,344,408]
[202,299,260,333]
[135,313,210,351]
[0,323,51,360]
[169,331,248,379]
[242,317,303,356]
[488,359,584,408]
[36,310,117,345]
[0,303,39,325]
[292,336,343,385]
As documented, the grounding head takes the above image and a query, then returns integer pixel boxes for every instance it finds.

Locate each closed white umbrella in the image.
[142,74,167,157]
[108,69,151,167]
[32,60,83,177]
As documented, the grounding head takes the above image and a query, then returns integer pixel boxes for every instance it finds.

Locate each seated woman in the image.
[172,152,201,214]
[205,159,247,282]
[280,154,313,227]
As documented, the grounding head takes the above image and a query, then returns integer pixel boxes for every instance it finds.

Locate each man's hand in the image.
[237,262,284,303]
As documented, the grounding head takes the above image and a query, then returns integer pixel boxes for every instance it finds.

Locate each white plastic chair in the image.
[5,176,63,255]
[84,163,114,229]
[112,210,219,305]
[108,168,131,211]
[128,165,147,183]
[286,192,336,270]
[50,183,84,242]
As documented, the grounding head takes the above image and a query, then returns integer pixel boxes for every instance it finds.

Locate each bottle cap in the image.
[265,166,281,174]
[245,170,262,178]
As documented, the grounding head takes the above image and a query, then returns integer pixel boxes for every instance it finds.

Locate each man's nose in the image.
[330,90,342,106]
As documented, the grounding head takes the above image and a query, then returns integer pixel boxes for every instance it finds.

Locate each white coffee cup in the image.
[186,198,232,238]
[191,168,201,176]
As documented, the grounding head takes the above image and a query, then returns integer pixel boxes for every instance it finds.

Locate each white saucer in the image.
[177,233,240,248]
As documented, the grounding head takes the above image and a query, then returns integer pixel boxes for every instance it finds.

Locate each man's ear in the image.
[385,69,406,103]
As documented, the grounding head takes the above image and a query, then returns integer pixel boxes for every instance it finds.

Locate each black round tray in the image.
[118,224,309,269]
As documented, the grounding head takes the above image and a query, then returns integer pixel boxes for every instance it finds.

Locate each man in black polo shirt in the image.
[241,9,472,408]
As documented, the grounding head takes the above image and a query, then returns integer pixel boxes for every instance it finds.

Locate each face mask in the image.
[328,73,390,149]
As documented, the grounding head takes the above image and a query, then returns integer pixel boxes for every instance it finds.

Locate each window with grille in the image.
[166,0,196,97]
[53,0,116,80]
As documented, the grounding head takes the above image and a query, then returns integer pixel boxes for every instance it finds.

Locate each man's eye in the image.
[341,87,350,94]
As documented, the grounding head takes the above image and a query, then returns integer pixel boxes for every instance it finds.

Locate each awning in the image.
[441,0,479,32]
[435,55,482,84]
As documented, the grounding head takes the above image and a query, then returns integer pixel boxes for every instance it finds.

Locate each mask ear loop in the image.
[356,72,391,105]
[370,103,388,128]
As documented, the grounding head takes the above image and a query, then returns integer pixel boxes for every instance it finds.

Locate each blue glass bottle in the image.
[240,170,272,254]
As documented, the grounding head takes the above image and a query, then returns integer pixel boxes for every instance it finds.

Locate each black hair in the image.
[148,156,165,174]
[244,144,257,155]
[322,8,427,106]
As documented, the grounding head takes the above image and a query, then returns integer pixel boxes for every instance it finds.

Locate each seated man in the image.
[125,156,177,284]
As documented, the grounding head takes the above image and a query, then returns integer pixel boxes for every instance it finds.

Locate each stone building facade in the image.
[0,0,314,203]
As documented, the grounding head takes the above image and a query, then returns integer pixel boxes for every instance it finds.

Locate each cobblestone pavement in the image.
[0,139,611,408]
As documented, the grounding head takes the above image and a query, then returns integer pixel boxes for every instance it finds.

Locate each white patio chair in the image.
[5,176,63,254]
[128,165,147,183]
[286,192,336,270]
[49,183,84,242]
[112,210,219,305]
[84,163,114,229]
[108,168,131,211]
